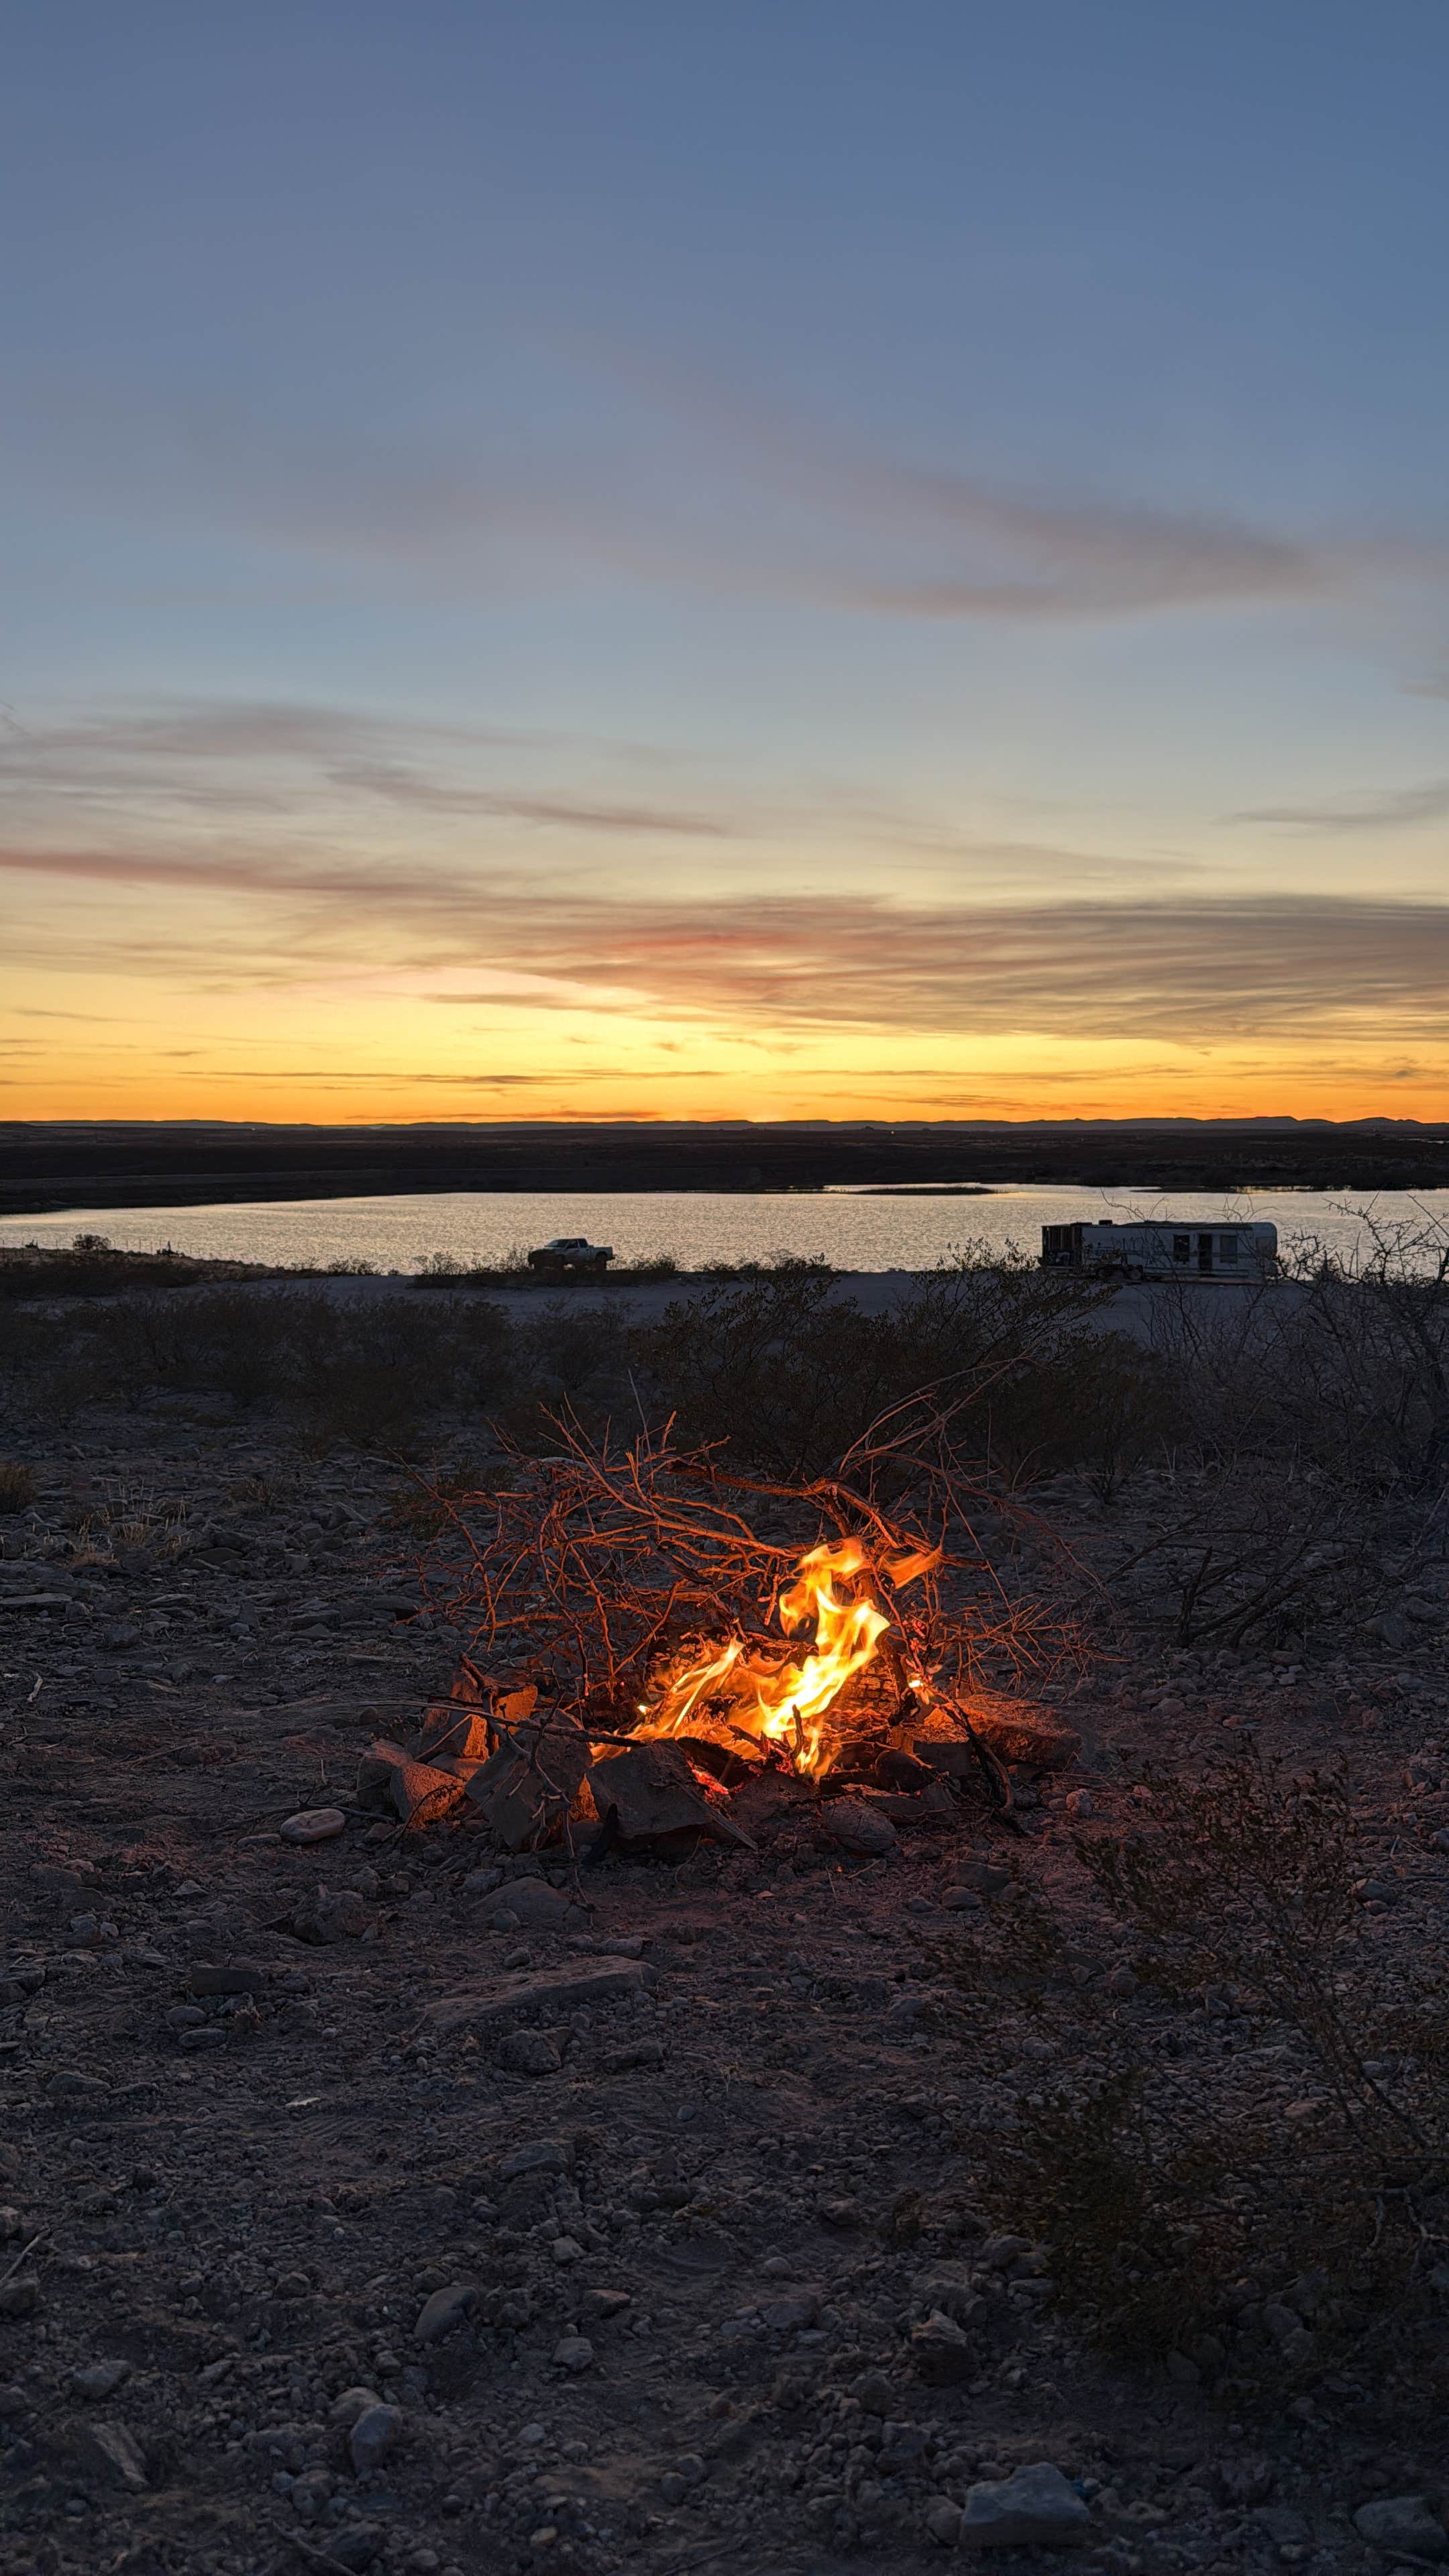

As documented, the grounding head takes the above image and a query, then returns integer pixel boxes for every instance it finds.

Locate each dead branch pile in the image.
[421,1384,1092,1735]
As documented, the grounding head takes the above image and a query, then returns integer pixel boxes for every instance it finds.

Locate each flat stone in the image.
[499,2029,561,2076]
[76,2419,149,2492]
[414,2283,477,2345]
[1353,2497,1449,2559]
[279,1807,347,1845]
[978,2234,1032,2271]
[580,2287,632,2319]
[292,1885,367,1944]
[388,1754,466,1826]
[71,2361,129,2399]
[604,2037,667,2070]
[419,1701,492,1762]
[468,1713,590,1849]
[44,2068,109,2101]
[761,2292,819,2330]
[1254,2508,1311,2549]
[957,1862,1014,1896]
[322,2526,383,2573]
[427,1957,656,2034]
[587,1739,755,1848]
[851,2369,896,2412]
[189,1962,266,1996]
[552,2335,594,2372]
[500,2140,572,2180]
[329,2385,383,2427]
[959,2462,1089,2549]
[818,1798,898,1857]
[505,1879,586,1933]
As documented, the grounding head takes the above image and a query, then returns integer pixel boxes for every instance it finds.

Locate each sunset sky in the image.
[4,1,1448,1126]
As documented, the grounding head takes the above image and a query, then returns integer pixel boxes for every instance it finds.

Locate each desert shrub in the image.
[1148,1212,1449,1499]
[0,1250,138,1301]
[620,1254,680,1280]
[178,1291,295,1411]
[518,1299,629,1400]
[0,1275,537,1447]
[631,1263,898,1480]
[631,1258,1115,1485]
[411,1247,531,1287]
[964,1327,1179,1492]
[286,1295,519,1451]
[949,1752,1449,2403]
[0,1460,37,1513]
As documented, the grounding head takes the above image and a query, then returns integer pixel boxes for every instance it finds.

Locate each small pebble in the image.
[280,1808,347,1845]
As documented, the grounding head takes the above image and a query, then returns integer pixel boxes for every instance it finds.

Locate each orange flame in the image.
[635,1535,934,1776]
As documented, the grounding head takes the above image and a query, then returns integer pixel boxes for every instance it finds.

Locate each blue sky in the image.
[3,1,1448,1120]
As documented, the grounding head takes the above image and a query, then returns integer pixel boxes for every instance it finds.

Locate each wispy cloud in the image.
[3,362,1342,626]
[1234,780,1449,831]
[5,817,1448,1044]
[0,700,735,841]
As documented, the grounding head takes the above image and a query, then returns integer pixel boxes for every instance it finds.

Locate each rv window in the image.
[1219,1234,1239,1263]
[1173,1235,1189,1264]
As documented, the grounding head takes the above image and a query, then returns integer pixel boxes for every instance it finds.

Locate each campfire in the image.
[633,1535,941,1779]
[358,1405,1085,1854]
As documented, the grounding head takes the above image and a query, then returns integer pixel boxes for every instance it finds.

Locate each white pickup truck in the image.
[526,1236,614,1275]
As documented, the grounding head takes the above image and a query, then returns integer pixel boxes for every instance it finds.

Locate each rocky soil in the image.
[2,1421,1448,2576]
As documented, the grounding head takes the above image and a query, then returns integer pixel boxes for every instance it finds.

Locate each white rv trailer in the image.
[1040,1218,1278,1280]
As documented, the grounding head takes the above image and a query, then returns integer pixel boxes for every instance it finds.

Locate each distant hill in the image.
[2,1116,1446,1218]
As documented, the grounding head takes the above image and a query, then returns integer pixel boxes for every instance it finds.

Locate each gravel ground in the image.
[2,1421,1448,2576]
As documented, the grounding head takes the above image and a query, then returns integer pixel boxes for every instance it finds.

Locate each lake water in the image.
[5,1184,1447,1273]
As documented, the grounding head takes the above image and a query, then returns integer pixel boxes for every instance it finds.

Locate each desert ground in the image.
[2,1256,1448,2576]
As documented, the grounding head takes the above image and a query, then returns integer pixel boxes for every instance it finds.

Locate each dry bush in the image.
[948,1752,1449,2406]
[411,1247,533,1287]
[1148,1211,1449,1499]
[0,1459,38,1513]
[1096,1216,1449,1650]
[631,1258,1114,1485]
[419,1331,1097,1735]
[1104,1457,1391,1651]
[0,1285,523,1452]
[517,1300,629,1403]
[0,1248,139,1302]
[72,1481,191,1562]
